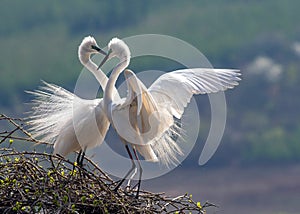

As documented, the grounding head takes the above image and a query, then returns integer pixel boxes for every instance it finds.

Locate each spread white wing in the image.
[149,68,241,119]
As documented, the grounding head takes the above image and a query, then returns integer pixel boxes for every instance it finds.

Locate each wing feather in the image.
[149,68,241,119]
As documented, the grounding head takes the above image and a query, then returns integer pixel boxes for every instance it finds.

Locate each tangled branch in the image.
[0,114,217,213]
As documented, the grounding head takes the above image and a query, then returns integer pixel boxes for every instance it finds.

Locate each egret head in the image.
[78,36,107,65]
[97,37,130,69]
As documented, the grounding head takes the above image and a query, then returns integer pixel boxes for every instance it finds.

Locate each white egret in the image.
[27,36,113,163]
[98,38,241,197]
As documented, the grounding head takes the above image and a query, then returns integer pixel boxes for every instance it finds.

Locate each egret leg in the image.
[78,147,87,167]
[75,147,87,169]
[72,150,82,176]
[126,167,137,187]
[76,149,82,165]
[132,147,142,199]
[114,145,136,192]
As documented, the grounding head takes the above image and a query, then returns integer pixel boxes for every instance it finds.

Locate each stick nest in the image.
[0,114,216,213]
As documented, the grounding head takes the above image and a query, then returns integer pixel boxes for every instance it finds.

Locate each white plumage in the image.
[100,38,241,166]
[27,36,110,156]
[149,68,241,119]
[96,37,240,197]
[27,36,241,165]
[26,36,241,198]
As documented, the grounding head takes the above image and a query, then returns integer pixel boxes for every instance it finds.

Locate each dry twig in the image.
[0,114,216,213]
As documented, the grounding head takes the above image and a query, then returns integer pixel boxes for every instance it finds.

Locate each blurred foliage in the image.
[1,0,300,166]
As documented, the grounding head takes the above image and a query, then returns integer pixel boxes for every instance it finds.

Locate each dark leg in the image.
[114,144,137,192]
[132,147,142,199]
[75,148,85,178]
[78,147,87,167]
[71,150,82,176]
[76,149,82,165]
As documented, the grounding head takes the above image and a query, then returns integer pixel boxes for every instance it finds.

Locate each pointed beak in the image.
[97,52,110,70]
[91,45,107,56]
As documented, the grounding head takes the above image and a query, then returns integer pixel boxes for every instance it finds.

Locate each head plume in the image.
[78,36,100,64]
[108,38,131,60]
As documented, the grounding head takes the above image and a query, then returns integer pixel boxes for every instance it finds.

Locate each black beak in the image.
[91,45,107,56]
[97,52,110,70]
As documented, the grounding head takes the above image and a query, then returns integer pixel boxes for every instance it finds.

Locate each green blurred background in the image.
[1,1,300,213]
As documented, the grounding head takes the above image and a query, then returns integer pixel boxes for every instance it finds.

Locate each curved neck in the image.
[104,58,130,117]
[83,59,121,101]
[84,60,108,90]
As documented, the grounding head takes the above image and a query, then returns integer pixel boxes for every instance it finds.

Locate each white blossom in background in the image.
[246,55,282,82]
[292,42,300,57]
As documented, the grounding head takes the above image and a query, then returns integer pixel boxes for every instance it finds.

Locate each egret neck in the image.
[82,57,109,90]
[104,57,130,122]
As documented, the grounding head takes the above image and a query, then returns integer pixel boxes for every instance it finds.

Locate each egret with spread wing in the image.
[27,36,116,163]
[98,38,241,197]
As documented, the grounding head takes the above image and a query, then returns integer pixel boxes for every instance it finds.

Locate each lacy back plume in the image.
[151,120,184,167]
[26,81,76,144]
